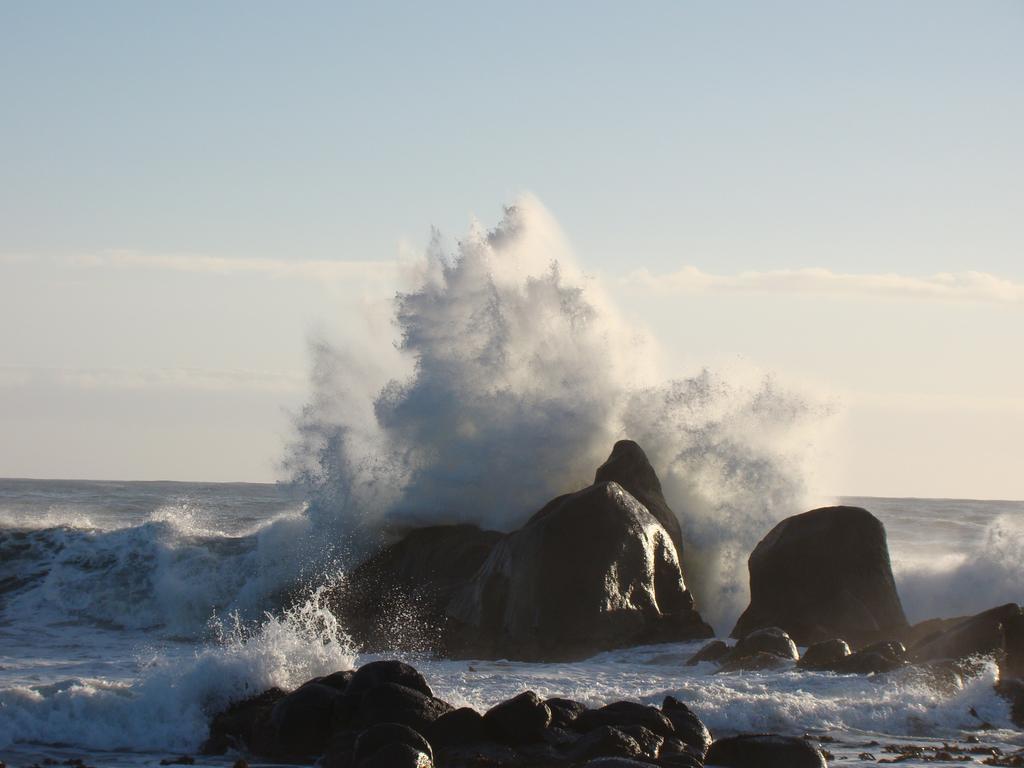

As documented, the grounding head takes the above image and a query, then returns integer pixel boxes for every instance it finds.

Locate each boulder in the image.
[661,696,712,755]
[546,697,588,729]
[353,723,433,765]
[1002,609,1024,680]
[482,690,552,744]
[911,603,1022,662]
[798,638,851,670]
[728,627,799,662]
[731,506,908,646]
[575,701,675,738]
[334,525,503,653]
[346,660,434,698]
[594,440,684,556]
[354,682,453,732]
[705,734,827,767]
[426,706,485,748]
[201,687,284,755]
[269,682,340,757]
[685,640,730,666]
[448,481,713,660]
[569,726,646,762]
[830,640,908,674]
[356,742,432,767]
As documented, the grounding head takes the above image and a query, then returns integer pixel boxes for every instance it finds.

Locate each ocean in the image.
[0,479,1022,767]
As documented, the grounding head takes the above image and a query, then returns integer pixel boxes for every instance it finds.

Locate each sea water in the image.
[1,478,1022,767]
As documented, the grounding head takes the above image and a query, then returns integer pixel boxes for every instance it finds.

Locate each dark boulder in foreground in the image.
[704,734,828,767]
[594,439,685,556]
[731,505,908,646]
[204,658,729,767]
[448,480,713,660]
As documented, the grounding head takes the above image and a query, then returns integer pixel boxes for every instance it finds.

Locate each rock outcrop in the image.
[594,439,684,556]
[337,440,711,662]
[731,505,908,646]
[910,603,1022,662]
[204,659,721,767]
[447,480,713,660]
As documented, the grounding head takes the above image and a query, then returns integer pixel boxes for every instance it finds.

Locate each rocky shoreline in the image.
[193,438,1024,767]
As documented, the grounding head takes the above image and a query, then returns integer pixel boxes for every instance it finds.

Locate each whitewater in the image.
[2,200,1022,765]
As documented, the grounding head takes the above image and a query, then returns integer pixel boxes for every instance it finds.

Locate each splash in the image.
[286,196,829,632]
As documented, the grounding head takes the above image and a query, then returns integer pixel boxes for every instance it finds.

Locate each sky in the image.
[0,1,1022,498]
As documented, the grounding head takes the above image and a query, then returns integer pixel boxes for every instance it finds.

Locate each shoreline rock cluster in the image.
[201,659,827,768]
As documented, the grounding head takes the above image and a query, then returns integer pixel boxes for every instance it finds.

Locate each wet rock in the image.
[685,640,730,666]
[270,682,340,757]
[831,640,907,674]
[912,603,1022,662]
[547,697,588,728]
[575,701,675,738]
[569,726,645,762]
[318,670,355,691]
[618,725,663,758]
[483,690,552,744]
[353,723,433,765]
[798,638,851,670]
[426,707,485,748]
[731,506,908,646]
[355,682,453,732]
[728,626,799,662]
[449,479,713,661]
[594,439,684,556]
[705,733,828,767]
[334,525,503,654]
[346,660,434,698]
[579,760,659,768]
[1002,609,1024,680]
[661,696,712,755]
[201,687,285,755]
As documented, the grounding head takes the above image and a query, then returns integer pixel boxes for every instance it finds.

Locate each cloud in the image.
[1,249,400,282]
[0,366,306,392]
[69,250,401,282]
[622,266,1024,304]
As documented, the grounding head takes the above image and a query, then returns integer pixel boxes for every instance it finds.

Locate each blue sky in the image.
[1,2,1022,496]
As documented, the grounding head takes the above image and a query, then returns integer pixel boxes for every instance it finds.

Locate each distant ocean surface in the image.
[1,478,1022,767]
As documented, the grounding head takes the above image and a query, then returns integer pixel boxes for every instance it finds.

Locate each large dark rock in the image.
[731,506,908,646]
[575,701,674,738]
[426,706,485,748]
[353,723,433,766]
[661,696,712,755]
[448,481,712,660]
[482,690,552,744]
[830,640,908,674]
[346,660,434,698]
[705,734,827,767]
[911,603,1022,662]
[595,440,684,556]
[334,525,503,652]
[569,726,645,762]
[685,640,730,666]
[729,627,798,661]
[355,682,453,732]
[798,638,851,670]
[546,697,588,729]
[200,687,284,755]
[269,682,341,757]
